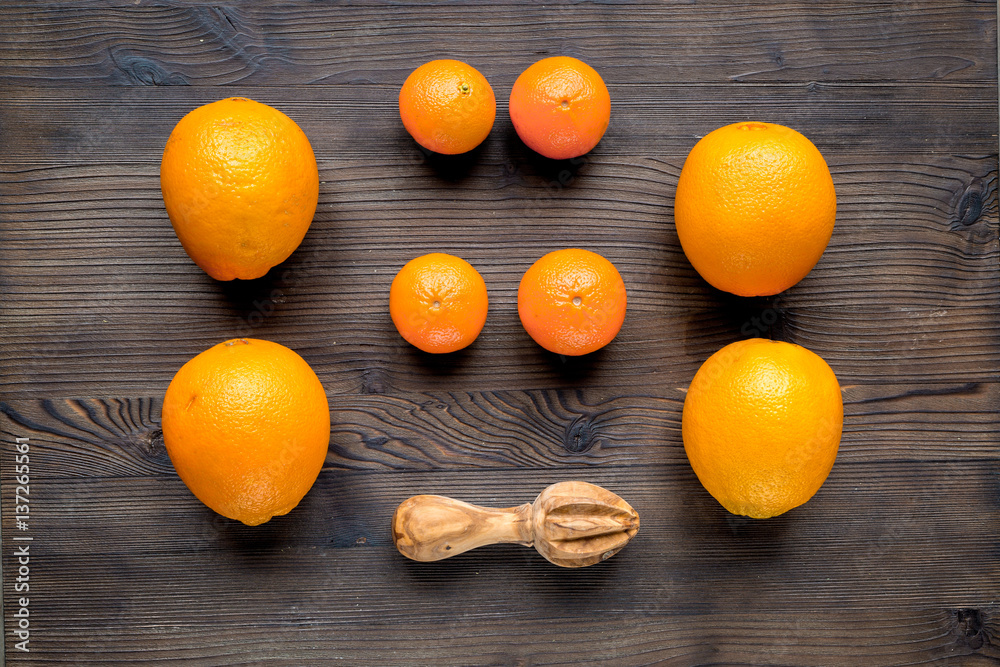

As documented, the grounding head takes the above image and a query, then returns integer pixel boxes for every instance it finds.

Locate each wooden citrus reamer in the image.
[392,481,639,568]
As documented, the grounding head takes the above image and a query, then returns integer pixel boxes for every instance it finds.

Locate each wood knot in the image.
[363,435,389,449]
[109,49,188,86]
[563,416,597,453]
[953,608,988,649]
[361,369,388,394]
[957,186,984,226]
[130,428,172,472]
[144,428,166,457]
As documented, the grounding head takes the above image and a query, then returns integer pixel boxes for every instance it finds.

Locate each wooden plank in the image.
[1,84,997,163]
[3,302,999,397]
[1,155,996,309]
[0,2,995,87]
[1,459,997,609]
[6,607,1000,665]
[1,387,998,477]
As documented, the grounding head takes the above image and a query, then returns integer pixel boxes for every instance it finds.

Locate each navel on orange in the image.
[509,56,610,160]
[674,122,836,296]
[160,97,319,281]
[399,59,496,155]
[390,253,489,354]
[517,248,626,356]
[682,338,843,519]
[161,338,330,526]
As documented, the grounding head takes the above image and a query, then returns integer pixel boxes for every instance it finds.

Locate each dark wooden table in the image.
[1,2,998,665]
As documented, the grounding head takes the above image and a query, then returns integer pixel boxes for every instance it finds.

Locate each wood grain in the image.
[0,611,997,666]
[0,2,995,86]
[1,394,996,560]
[1,0,998,663]
[1,384,999,482]
[4,305,1000,397]
[2,462,996,604]
[2,84,998,160]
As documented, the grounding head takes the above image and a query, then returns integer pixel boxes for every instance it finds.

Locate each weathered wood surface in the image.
[1,0,998,664]
[0,2,995,86]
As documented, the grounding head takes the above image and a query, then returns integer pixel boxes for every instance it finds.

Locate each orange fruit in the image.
[682,338,843,519]
[509,56,610,160]
[398,60,496,155]
[390,253,489,354]
[674,121,836,297]
[161,338,330,526]
[518,248,626,356]
[160,97,319,281]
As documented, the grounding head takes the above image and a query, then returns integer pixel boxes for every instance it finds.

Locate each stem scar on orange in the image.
[517,248,627,356]
[682,338,843,519]
[390,253,489,354]
[399,59,496,155]
[674,121,836,297]
[160,97,319,281]
[509,56,610,160]
[161,338,331,527]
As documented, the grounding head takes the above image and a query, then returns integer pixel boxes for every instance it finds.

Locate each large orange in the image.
[682,338,843,519]
[518,248,626,356]
[509,56,610,160]
[161,338,330,526]
[674,122,836,296]
[160,97,319,281]
[399,60,496,155]
[390,253,489,354]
